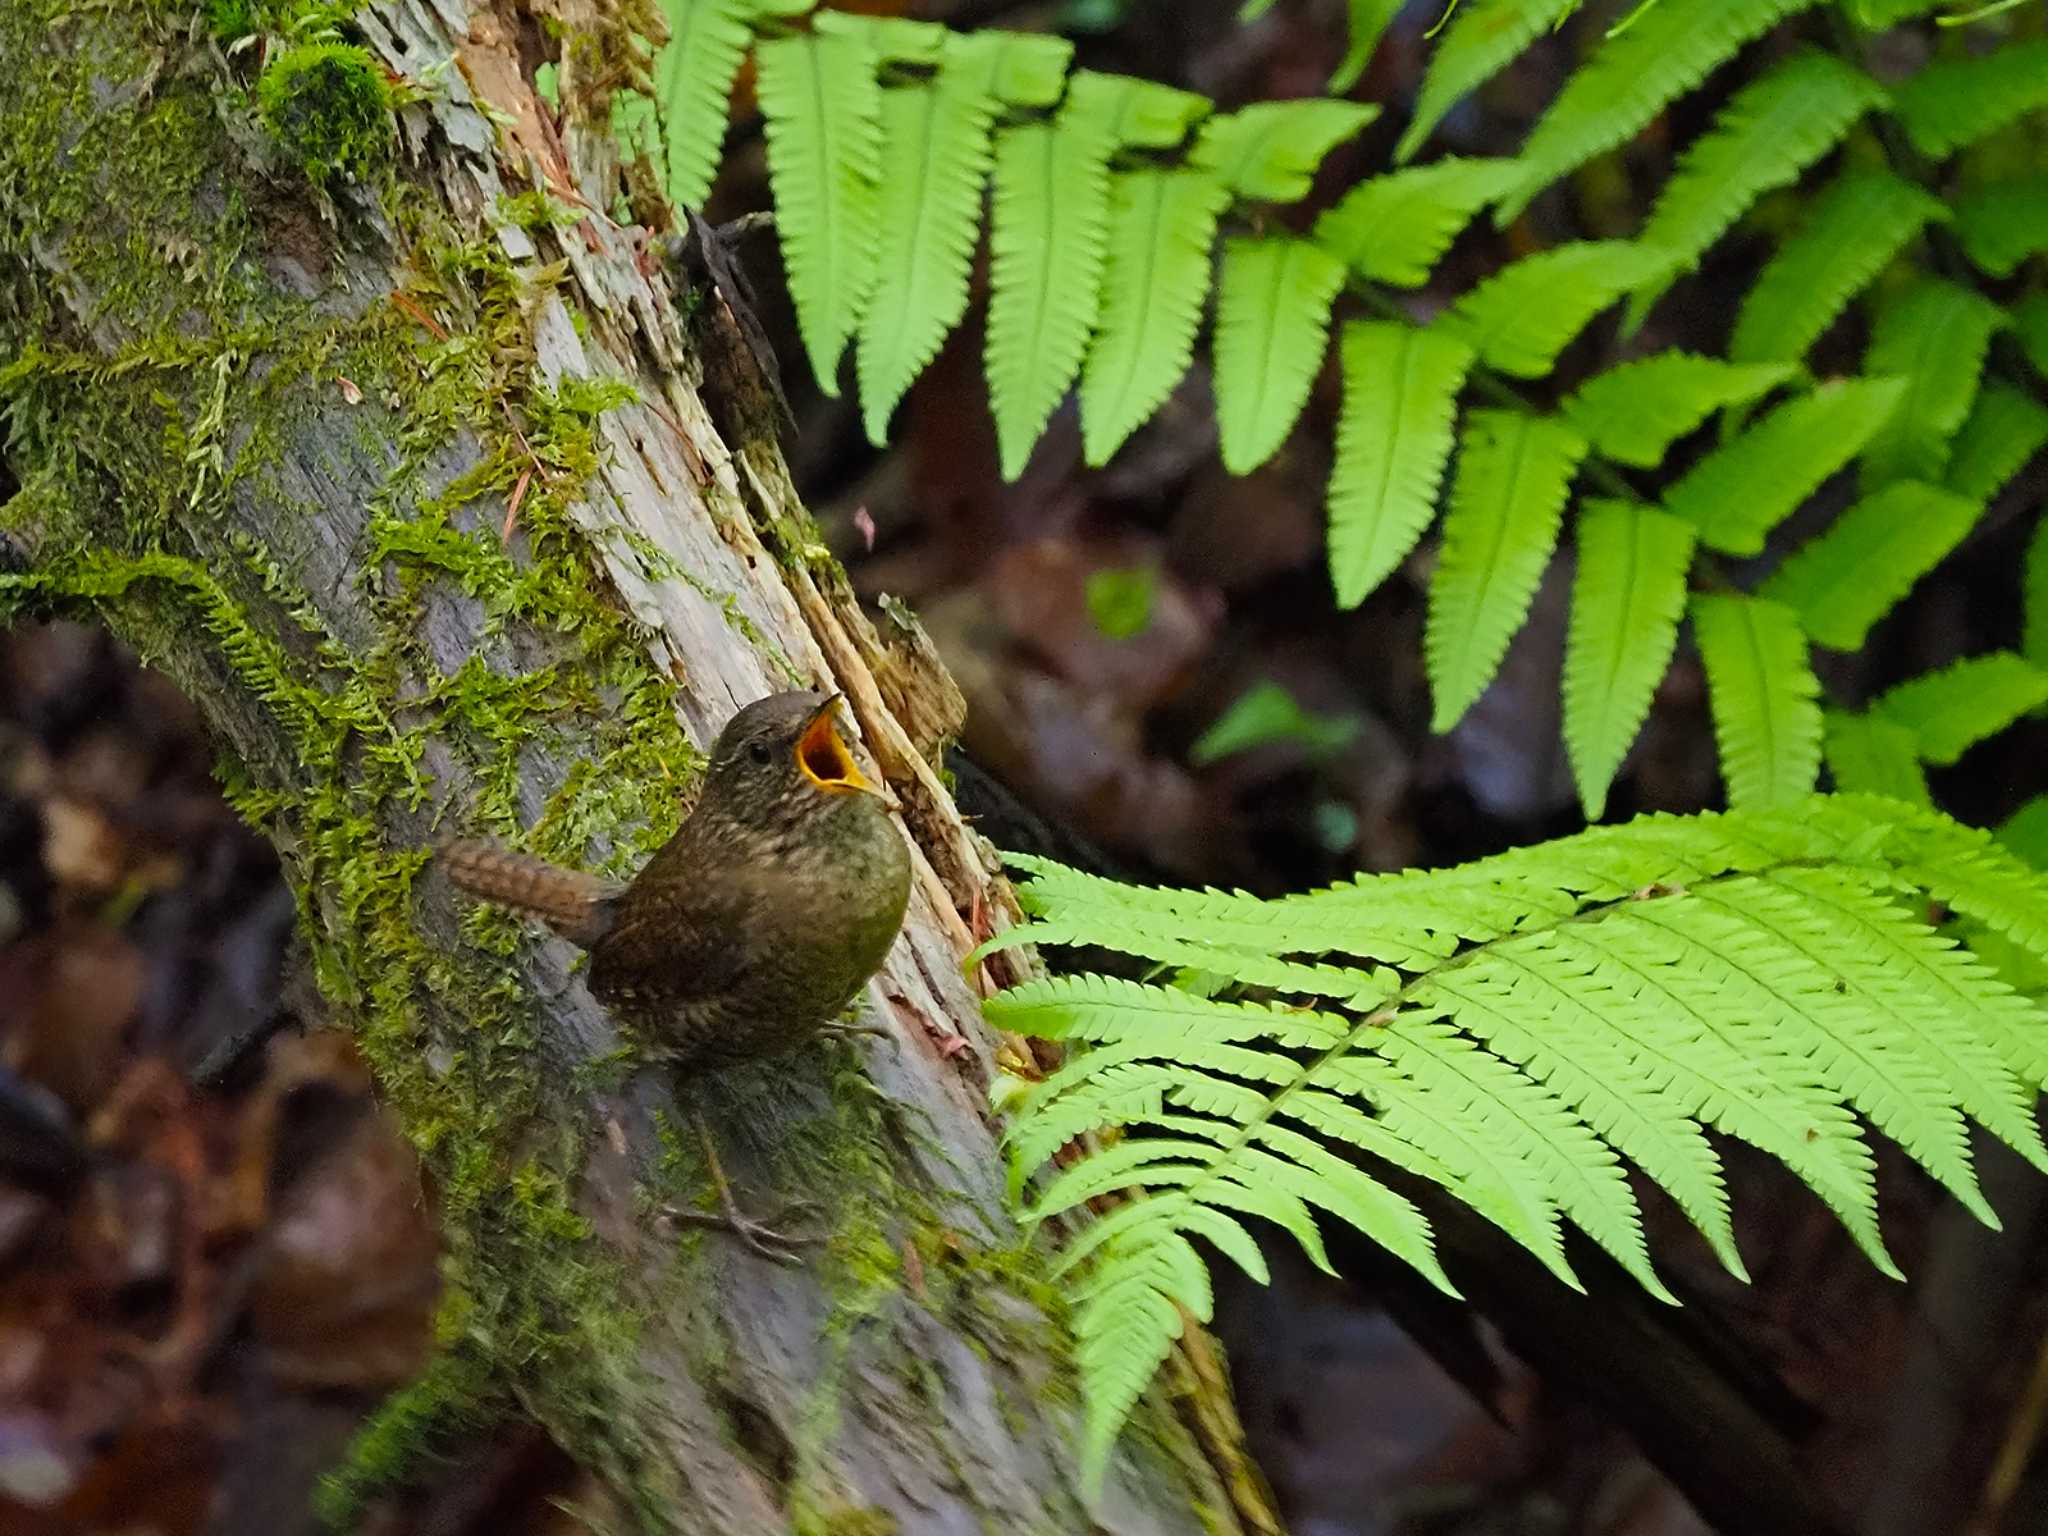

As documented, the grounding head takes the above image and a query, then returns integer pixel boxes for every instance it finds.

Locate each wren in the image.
[438,690,913,1260]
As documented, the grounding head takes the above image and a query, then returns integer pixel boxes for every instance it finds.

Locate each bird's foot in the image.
[816,1019,893,1046]
[663,1195,822,1266]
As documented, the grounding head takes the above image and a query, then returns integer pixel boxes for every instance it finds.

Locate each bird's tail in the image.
[437,839,617,948]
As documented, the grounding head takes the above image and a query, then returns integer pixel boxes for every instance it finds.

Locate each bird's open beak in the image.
[795,695,897,808]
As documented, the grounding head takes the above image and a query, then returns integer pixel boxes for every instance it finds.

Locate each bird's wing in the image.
[584,863,769,1007]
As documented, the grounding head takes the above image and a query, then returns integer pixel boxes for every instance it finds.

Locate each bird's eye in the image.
[747,740,773,766]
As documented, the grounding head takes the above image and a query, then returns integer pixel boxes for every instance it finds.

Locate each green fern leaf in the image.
[1564,501,1696,820]
[1759,481,1979,651]
[1664,376,1907,555]
[756,20,885,394]
[1623,49,1886,331]
[651,0,774,212]
[1560,354,1794,468]
[1945,383,2048,503]
[1312,158,1524,287]
[2001,799,2048,871]
[1079,167,1229,467]
[977,28,1074,107]
[1861,278,2007,487]
[1874,652,2048,765]
[2018,294,2048,382]
[855,38,1003,445]
[1426,411,1587,732]
[2027,517,2048,672]
[1729,171,1949,366]
[1893,38,2048,161]
[1955,176,2048,280]
[1397,0,1575,163]
[1192,99,1380,202]
[1326,323,1476,608]
[1823,710,1930,806]
[985,82,1122,482]
[1493,0,1819,225]
[1213,237,1347,474]
[1436,241,1674,378]
[1331,0,1401,92]
[1692,594,1821,809]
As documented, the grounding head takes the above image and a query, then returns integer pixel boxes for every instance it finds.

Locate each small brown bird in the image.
[438,690,912,1260]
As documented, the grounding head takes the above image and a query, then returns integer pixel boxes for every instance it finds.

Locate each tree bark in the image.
[0,3,1255,1531]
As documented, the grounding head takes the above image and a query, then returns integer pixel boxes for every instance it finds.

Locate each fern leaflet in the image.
[1493,0,1818,225]
[2028,518,2048,673]
[652,0,793,213]
[1397,0,1574,163]
[1823,710,1930,806]
[1192,99,1379,202]
[1560,353,1793,468]
[1326,323,1476,608]
[1954,176,2048,281]
[1564,501,1696,820]
[1692,593,1821,809]
[1623,49,1886,331]
[1759,481,1979,651]
[1729,171,1949,366]
[1213,237,1348,475]
[1892,37,2048,160]
[1664,377,1906,555]
[1861,278,2007,487]
[1874,652,2048,765]
[1332,0,1402,93]
[1312,158,1524,287]
[1945,383,2048,504]
[1426,410,1587,731]
[1435,241,1674,379]
[2020,295,2048,383]
[756,19,885,395]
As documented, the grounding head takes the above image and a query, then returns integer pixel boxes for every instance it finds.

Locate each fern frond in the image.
[1213,237,1347,474]
[1664,376,1906,555]
[1397,0,1575,163]
[1759,480,1979,651]
[2028,517,2048,672]
[1436,241,1673,379]
[653,0,794,213]
[1623,48,1886,331]
[1954,176,2048,280]
[1560,354,1794,469]
[1492,0,1818,225]
[1873,652,2048,765]
[1861,278,2007,487]
[1892,37,2048,160]
[1564,501,1696,820]
[1729,172,1949,366]
[856,36,1003,445]
[1823,710,1930,806]
[1326,323,1476,608]
[1078,167,1229,467]
[1426,411,1587,731]
[1191,99,1379,202]
[1312,158,1524,287]
[1332,0,1401,93]
[1946,383,2048,503]
[756,19,885,394]
[1692,594,1821,809]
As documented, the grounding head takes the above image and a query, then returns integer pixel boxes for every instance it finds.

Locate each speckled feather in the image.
[439,691,911,1070]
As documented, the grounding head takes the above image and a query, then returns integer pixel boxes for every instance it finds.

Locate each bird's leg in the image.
[663,1105,822,1266]
[814,998,894,1046]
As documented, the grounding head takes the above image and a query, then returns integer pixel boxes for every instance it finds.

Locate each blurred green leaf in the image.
[1191,681,1362,765]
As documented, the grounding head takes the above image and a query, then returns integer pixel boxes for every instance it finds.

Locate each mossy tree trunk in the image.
[0,3,1257,1531]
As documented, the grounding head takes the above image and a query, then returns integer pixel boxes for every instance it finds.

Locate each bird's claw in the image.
[662,1198,823,1266]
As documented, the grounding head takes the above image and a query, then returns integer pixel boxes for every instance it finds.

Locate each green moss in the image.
[257,42,394,186]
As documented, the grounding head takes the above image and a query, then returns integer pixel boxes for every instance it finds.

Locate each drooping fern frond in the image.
[754,16,885,394]
[1758,480,1980,651]
[1663,376,1906,555]
[985,796,2048,1491]
[1622,48,1886,331]
[1559,353,1793,468]
[1491,0,1817,225]
[1213,237,1349,474]
[1860,277,2007,487]
[1425,410,1587,731]
[1434,241,1674,378]
[1891,37,2048,160]
[1326,323,1476,608]
[654,0,810,213]
[1396,0,1575,163]
[1691,593,1822,809]
[1563,501,1696,820]
[1312,158,1524,287]
[1823,710,1931,805]
[1191,98,1380,202]
[1944,382,2048,503]
[1728,171,1949,367]
[1873,652,2048,765]
[1954,176,2048,280]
